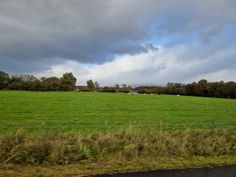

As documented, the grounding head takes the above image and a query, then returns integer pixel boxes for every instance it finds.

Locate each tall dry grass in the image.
[0,129,235,165]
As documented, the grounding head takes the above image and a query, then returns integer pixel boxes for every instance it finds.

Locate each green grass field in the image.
[0,91,236,134]
[1,91,236,176]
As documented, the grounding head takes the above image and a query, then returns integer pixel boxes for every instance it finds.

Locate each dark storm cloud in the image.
[0,57,66,74]
[0,0,150,64]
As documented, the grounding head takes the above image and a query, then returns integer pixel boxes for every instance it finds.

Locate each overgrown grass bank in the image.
[0,130,235,166]
[0,130,236,177]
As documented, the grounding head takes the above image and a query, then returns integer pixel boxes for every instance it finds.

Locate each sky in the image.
[0,0,236,86]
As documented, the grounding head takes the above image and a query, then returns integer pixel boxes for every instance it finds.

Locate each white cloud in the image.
[193,69,236,82]
[37,43,236,86]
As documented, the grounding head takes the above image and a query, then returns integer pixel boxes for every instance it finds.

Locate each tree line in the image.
[80,79,236,99]
[78,79,236,99]
[0,71,76,91]
[78,81,132,93]
[1,70,236,99]
[0,70,132,93]
[134,79,236,99]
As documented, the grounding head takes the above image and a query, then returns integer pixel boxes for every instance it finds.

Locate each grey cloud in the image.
[0,0,150,64]
[0,57,65,74]
[200,25,223,43]
[0,0,235,81]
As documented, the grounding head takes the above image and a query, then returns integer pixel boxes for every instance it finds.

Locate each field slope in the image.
[0,91,236,134]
